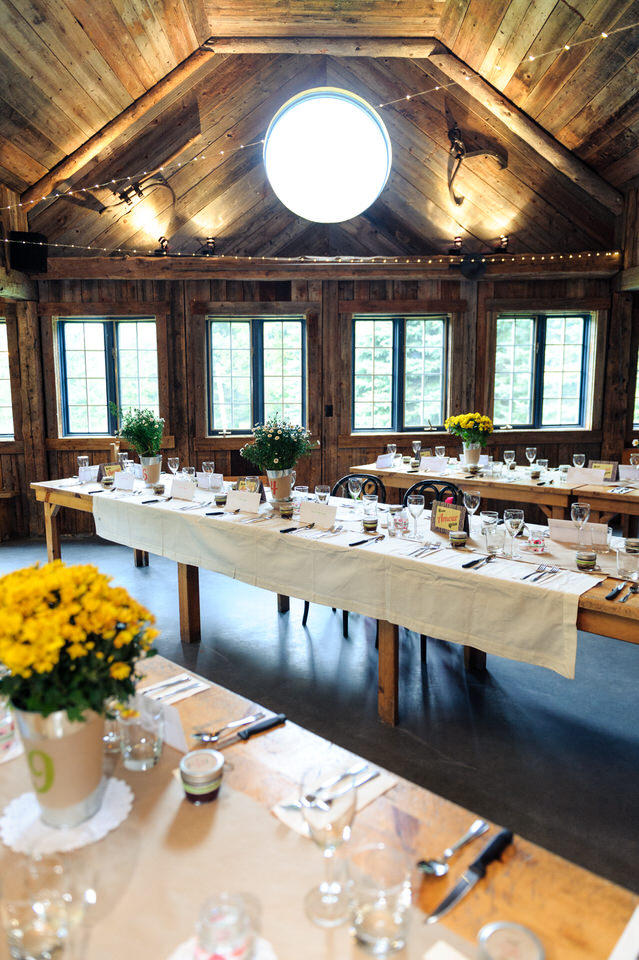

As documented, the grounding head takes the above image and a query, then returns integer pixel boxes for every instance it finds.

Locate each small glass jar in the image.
[449,530,468,548]
[101,476,114,490]
[363,517,378,533]
[0,697,16,756]
[625,538,639,554]
[279,501,294,519]
[152,482,165,496]
[180,749,224,804]
[478,921,544,960]
[215,493,228,507]
[576,549,597,571]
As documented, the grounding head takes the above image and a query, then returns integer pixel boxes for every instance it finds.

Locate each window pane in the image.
[209,320,252,431]
[353,319,394,430]
[493,317,535,426]
[541,316,585,426]
[0,320,13,438]
[60,321,109,435]
[116,321,159,416]
[403,318,446,428]
[261,320,304,425]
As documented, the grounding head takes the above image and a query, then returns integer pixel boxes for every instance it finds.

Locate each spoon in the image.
[619,583,639,603]
[417,818,489,877]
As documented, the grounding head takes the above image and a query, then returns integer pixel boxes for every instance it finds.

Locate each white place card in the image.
[113,470,134,491]
[299,500,338,530]
[375,453,395,468]
[420,456,447,473]
[78,465,99,483]
[159,702,188,753]
[171,477,195,501]
[618,465,639,482]
[423,944,472,960]
[479,454,489,465]
[608,905,639,960]
[225,489,260,514]
[548,518,609,544]
[566,466,606,485]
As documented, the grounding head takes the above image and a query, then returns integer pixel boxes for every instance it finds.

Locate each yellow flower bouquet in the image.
[0,561,157,721]
[444,412,494,448]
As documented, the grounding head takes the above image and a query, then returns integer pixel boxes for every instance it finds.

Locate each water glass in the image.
[349,843,412,956]
[485,524,505,556]
[537,458,548,474]
[118,452,129,469]
[167,457,180,475]
[315,485,330,504]
[617,548,639,581]
[202,461,215,488]
[118,697,164,771]
[572,453,585,468]
[182,466,196,483]
[503,450,515,467]
[77,456,89,482]
[196,893,260,960]
[630,453,639,467]
[434,445,446,459]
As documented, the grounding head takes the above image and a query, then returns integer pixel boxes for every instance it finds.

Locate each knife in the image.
[461,556,485,568]
[425,829,513,924]
[605,581,627,600]
[215,713,286,749]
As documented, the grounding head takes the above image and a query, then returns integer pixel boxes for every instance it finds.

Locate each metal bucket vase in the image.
[266,468,296,504]
[15,708,106,829]
[140,455,162,486]
[463,443,481,466]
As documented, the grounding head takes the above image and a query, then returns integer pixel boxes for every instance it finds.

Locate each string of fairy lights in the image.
[0,18,636,262]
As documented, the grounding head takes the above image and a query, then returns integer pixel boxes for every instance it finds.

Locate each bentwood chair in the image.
[301,475,387,637]
[402,479,463,662]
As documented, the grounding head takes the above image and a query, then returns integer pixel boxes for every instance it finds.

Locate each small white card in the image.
[548,519,609,544]
[299,500,338,530]
[420,456,447,473]
[618,465,639,482]
[608,905,639,960]
[78,465,99,482]
[113,470,134,491]
[566,466,606,485]
[226,489,260,514]
[159,702,188,753]
[375,453,395,468]
[171,478,195,501]
[423,944,472,960]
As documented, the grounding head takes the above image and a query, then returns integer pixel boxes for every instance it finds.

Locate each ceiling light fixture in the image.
[263,87,392,223]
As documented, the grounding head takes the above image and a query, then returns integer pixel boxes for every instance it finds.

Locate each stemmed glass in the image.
[571,501,591,545]
[406,494,424,537]
[202,461,215,489]
[525,447,537,469]
[315,485,330,503]
[434,445,445,459]
[387,444,397,460]
[503,508,525,558]
[411,441,422,459]
[503,450,515,468]
[300,765,357,927]
[463,489,481,530]
[572,453,585,468]
[167,457,180,476]
[348,477,362,501]
[77,456,89,482]
[182,466,196,482]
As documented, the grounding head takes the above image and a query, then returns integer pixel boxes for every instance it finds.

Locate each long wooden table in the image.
[31,480,639,728]
[2,656,636,959]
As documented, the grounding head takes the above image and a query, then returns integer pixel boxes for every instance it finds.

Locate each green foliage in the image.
[240,414,318,471]
[112,404,164,457]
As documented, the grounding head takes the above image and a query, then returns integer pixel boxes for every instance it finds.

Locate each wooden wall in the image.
[0,266,637,540]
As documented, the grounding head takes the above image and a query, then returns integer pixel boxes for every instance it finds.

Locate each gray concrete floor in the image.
[2,536,638,894]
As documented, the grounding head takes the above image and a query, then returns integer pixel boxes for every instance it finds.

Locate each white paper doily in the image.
[167,935,277,960]
[0,777,133,855]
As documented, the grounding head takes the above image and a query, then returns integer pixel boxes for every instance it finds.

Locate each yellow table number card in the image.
[430,500,467,535]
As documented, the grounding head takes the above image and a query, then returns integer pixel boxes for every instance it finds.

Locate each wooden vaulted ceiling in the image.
[0,0,637,258]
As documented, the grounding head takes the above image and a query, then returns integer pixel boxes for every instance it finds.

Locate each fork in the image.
[521,563,547,580]
[533,565,559,582]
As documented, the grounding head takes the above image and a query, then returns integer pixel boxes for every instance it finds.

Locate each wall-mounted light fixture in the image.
[448,236,463,254]
[198,237,216,255]
[495,234,509,253]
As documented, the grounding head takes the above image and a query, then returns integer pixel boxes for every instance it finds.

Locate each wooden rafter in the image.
[203,37,437,57]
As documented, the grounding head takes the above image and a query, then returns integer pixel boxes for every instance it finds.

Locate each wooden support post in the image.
[378,620,399,725]
[16,300,48,536]
[277,594,290,613]
[43,502,61,562]
[134,549,149,567]
[464,646,487,671]
[177,562,200,644]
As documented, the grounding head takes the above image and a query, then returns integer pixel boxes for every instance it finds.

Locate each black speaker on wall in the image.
[7,231,48,273]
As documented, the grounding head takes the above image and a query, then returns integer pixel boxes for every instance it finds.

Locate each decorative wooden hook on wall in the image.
[447,124,508,206]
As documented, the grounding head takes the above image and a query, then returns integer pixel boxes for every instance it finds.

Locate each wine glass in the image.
[434,445,445,459]
[572,453,585,468]
[503,508,524,558]
[503,450,515,468]
[525,447,537,469]
[348,477,362,500]
[118,452,129,470]
[537,458,548,475]
[463,489,481,530]
[406,494,424,537]
[300,764,357,926]
[315,485,330,504]
[411,441,422,459]
[202,461,215,489]
[630,453,639,467]
[167,457,179,475]
[77,455,89,482]
[571,501,591,545]
[182,466,196,482]
[387,444,397,459]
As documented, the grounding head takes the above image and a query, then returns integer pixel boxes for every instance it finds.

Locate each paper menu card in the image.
[375,453,395,468]
[113,470,134,491]
[618,465,639,482]
[225,489,260,514]
[548,519,609,544]
[566,466,606,485]
[171,477,195,501]
[420,456,447,472]
[299,500,337,530]
[78,465,99,483]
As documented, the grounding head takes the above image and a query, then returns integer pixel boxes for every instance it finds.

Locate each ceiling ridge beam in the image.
[203,37,437,58]
[427,44,623,216]
[20,47,217,208]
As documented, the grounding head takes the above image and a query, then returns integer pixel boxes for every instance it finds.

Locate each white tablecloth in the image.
[93,492,603,679]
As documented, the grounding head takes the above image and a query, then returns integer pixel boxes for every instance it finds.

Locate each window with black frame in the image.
[0,319,13,438]
[493,313,592,428]
[352,315,448,431]
[57,317,159,435]
[634,347,639,427]
[207,316,306,433]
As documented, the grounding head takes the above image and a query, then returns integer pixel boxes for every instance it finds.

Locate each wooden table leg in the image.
[464,646,487,671]
[378,620,399,725]
[134,549,149,567]
[177,563,201,644]
[43,502,61,562]
[277,594,290,613]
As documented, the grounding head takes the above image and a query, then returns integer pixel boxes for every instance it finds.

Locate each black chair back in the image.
[402,479,462,507]
[331,474,387,502]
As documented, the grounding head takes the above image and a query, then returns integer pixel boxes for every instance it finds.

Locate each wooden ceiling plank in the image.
[427,45,623,214]
[601,144,639,189]
[477,0,554,83]
[115,0,179,79]
[275,222,330,257]
[0,139,48,187]
[451,0,512,74]
[438,0,471,49]
[0,96,64,172]
[559,52,639,152]
[64,0,159,97]
[21,47,216,207]
[202,38,438,57]
[181,0,211,46]
[577,89,639,166]
[480,0,559,89]
[150,0,199,65]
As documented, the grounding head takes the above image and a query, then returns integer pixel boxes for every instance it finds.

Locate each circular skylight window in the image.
[263,87,392,223]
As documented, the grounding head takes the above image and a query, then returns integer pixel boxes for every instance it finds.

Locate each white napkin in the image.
[271,770,396,837]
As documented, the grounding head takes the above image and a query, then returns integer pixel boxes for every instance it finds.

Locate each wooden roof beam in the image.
[203,37,437,57]
[427,45,624,217]
[20,47,216,209]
